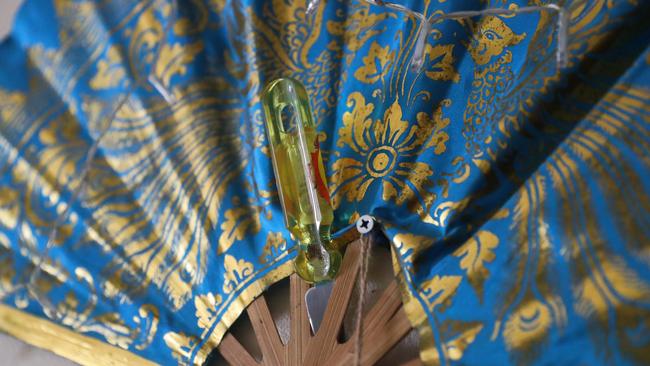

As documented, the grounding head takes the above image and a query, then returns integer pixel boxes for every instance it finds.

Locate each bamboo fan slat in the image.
[217,240,420,366]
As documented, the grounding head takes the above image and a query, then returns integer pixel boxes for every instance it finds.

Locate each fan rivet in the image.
[356,215,375,234]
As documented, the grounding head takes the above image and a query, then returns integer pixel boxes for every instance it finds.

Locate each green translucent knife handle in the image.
[261,78,341,283]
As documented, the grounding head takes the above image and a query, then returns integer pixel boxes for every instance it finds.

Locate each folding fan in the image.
[0,0,649,365]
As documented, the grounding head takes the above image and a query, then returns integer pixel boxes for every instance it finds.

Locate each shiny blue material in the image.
[0,0,649,365]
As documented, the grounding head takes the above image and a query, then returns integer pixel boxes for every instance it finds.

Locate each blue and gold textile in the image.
[0,0,649,365]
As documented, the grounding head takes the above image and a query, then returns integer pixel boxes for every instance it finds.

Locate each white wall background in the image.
[0,0,23,39]
[0,1,75,364]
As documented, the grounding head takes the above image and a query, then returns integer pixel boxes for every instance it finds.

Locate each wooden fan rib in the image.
[362,280,402,333]
[218,333,259,366]
[317,241,362,333]
[247,295,284,366]
[323,279,412,366]
[288,274,311,366]
[304,242,362,366]
[323,307,412,366]
[220,239,419,366]
[361,306,412,366]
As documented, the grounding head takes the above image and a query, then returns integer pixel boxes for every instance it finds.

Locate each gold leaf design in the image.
[453,230,499,301]
[164,331,200,365]
[379,96,411,138]
[425,320,483,364]
[415,99,451,155]
[133,304,159,351]
[122,5,163,82]
[391,232,435,277]
[218,201,262,255]
[92,81,246,309]
[503,299,552,350]
[331,93,454,222]
[429,198,471,228]
[195,292,222,330]
[423,44,459,82]
[173,0,209,35]
[331,95,451,223]
[90,313,133,349]
[472,158,491,174]
[19,221,37,251]
[0,232,14,297]
[0,233,9,251]
[575,257,650,319]
[445,321,483,361]
[38,112,88,190]
[222,254,254,294]
[336,92,375,151]
[155,42,204,88]
[41,268,159,351]
[419,275,462,311]
[0,187,19,229]
[0,89,25,122]
[259,232,287,264]
[27,45,75,106]
[326,6,389,52]
[209,0,227,13]
[382,161,432,205]
[393,233,434,257]
[354,41,394,83]
[90,45,127,90]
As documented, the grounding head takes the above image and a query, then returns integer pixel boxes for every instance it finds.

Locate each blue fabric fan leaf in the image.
[0,0,649,365]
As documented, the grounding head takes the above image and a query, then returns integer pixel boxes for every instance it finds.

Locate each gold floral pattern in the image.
[419,275,462,312]
[155,42,204,88]
[423,320,483,364]
[354,41,394,84]
[195,292,223,329]
[222,255,254,294]
[423,44,459,82]
[330,93,451,221]
[0,187,19,229]
[1,0,648,365]
[453,230,498,301]
[259,231,288,264]
[90,46,129,90]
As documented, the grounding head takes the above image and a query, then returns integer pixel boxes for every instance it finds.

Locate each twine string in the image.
[353,233,372,366]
